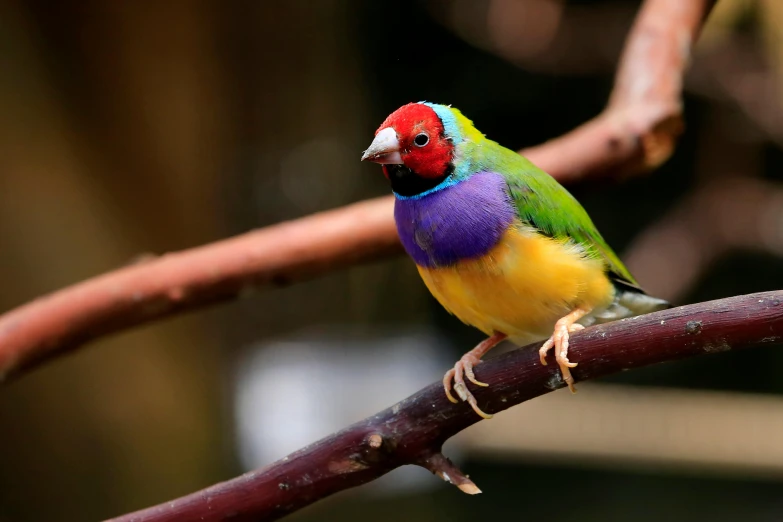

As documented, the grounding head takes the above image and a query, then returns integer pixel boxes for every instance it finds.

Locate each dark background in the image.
[2,0,783,520]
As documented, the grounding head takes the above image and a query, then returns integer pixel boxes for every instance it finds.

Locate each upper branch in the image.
[523,0,716,182]
[0,197,400,380]
[109,291,783,522]
[0,0,715,382]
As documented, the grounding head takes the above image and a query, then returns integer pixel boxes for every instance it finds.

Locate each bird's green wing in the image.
[490,145,641,291]
[443,105,639,291]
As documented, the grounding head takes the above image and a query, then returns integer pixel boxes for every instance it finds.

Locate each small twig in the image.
[420,452,481,495]
[0,0,714,382]
[107,291,783,522]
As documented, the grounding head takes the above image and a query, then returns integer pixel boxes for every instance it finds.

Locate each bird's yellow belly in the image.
[417,224,614,344]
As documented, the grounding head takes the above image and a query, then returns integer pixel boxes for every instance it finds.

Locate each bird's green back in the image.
[448,107,639,290]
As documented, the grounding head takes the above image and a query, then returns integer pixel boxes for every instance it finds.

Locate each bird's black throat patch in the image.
[388,164,452,197]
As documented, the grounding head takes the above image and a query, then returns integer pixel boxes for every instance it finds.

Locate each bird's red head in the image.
[362,103,454,180]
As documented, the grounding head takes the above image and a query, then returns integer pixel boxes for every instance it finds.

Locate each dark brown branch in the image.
[108,291,783,522]
[0,0,714,382]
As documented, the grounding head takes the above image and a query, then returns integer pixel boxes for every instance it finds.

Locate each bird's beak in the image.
[361,127,403,164]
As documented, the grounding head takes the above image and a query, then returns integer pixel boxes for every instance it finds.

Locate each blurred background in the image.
[2,0,783,520]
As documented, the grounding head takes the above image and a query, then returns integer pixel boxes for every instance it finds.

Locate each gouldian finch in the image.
[361,102,669,418]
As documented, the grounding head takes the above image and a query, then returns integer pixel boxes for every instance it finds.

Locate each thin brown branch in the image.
[523,0,716,182]
[0,197,400,381]
[0,0,714,382]
[108,291,783,522]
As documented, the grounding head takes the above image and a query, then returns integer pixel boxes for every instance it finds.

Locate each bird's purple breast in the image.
[394,172,516,267]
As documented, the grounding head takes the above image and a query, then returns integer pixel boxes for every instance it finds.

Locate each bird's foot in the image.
[443,353,490,419]
[443,332,507,419]
[538,308,589,393]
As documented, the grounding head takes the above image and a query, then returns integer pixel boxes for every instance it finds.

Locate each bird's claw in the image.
[443,353,493,419]
[539,317,586,393]
[538,337,554,366]
[453,381,468,402]
[443,368,459,403]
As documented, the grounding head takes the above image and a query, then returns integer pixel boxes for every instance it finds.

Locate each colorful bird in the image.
[361,102,669,418]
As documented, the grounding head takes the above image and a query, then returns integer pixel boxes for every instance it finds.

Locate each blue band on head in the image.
[421,102,461,143]
[395,102,470,200]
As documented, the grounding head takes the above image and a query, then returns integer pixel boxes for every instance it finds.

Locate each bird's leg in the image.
[443,331,507,419]
[538,308,589,393]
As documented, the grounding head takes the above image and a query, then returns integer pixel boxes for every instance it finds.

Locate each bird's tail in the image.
[585,286,671,326]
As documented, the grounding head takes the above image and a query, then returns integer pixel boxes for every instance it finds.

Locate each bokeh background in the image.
[2,0,783,520]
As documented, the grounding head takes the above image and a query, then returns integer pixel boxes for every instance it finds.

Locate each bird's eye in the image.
[413,133,429,147]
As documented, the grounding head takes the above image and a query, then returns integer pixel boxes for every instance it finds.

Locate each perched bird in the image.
[361,102,669,418]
